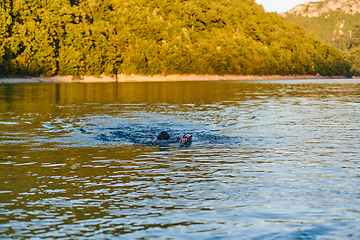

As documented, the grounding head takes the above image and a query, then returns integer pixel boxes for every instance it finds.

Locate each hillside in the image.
[281,0,360,17]
[0,0,350,78]
[283,0,360,75]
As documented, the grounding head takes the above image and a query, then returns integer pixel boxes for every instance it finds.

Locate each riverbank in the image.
[0,74,352,84]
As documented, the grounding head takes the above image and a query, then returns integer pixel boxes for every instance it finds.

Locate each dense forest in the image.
[0,0,351,78]
[285,11,360,75]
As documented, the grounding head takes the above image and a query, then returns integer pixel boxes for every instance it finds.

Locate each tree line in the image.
[285,10,360,76]
[0,0,351,78]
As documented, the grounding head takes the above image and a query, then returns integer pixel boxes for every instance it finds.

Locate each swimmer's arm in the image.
[179,134,192,143]
[171,134,187,143]
[179,137,188,143]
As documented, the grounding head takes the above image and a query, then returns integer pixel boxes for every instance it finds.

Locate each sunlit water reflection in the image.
[0,79,359,239]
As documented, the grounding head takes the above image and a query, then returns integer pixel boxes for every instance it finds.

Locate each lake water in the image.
[0,79,359,239]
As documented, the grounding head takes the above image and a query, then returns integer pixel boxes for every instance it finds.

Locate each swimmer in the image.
[157,131,192,143]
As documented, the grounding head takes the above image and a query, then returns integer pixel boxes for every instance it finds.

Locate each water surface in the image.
[0,79,359,239]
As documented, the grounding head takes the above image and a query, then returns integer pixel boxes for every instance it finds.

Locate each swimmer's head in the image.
[157,131,170,140]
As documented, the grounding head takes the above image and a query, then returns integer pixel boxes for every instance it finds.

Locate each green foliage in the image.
[0,1,13,75]
[285,10,360,75]
[0,0,350,77]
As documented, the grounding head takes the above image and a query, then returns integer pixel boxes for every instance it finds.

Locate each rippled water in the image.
[0,79,359,239]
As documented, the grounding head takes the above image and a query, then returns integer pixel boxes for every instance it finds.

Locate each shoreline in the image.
[0,74,354,84]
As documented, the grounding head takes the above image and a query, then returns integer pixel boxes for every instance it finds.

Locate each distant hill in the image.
[0,0,350,77]
[281,0,360,18]
[283,0,360,75]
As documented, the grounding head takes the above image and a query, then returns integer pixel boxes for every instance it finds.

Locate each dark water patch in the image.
[93,123,250,147]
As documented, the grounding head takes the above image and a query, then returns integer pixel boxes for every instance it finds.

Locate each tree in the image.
[0,0,351,77]
[0,1,13,75]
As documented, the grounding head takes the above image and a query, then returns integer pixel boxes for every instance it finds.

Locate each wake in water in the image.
[92,123,243,147]
[24,114,252,149]
[25,112,280,149]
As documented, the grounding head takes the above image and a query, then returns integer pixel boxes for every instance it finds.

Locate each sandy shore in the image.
[0,74,351,84]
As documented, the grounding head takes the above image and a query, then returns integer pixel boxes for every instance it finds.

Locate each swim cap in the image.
[157,131,170,140]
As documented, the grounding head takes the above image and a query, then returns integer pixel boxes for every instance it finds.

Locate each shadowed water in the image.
[0,79,359,239]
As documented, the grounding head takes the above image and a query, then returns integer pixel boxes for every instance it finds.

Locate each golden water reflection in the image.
[1,80,358,115]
